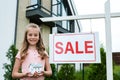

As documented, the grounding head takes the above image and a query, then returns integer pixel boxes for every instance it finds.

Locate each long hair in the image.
[20,23,46,62]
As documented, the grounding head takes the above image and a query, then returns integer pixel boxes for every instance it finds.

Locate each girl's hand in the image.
[23,72,33,77]
[38,71,44,76]
[27,72,33,77]
[32,71,44,78]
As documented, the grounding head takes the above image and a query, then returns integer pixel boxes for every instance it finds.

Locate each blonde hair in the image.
[20,23,46,62]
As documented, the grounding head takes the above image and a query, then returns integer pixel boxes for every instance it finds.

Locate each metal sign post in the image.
[105,0,113,80]
[40,13,120,22]
[40,1,119,79]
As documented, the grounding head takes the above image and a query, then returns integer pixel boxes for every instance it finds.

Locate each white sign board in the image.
[49,32,101,63]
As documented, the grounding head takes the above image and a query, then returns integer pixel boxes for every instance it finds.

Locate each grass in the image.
[114,65,120,74]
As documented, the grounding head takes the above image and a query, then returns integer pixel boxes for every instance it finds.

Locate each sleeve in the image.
[16,51,21,59]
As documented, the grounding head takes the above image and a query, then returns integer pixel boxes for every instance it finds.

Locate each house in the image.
[15,0,81,71]
[113,52,120,65]
[15,0,81,49]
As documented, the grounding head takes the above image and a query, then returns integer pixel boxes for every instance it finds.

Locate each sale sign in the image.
[49,32,101,63]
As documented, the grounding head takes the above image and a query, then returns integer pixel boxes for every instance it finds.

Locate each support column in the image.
[105,0,113,80]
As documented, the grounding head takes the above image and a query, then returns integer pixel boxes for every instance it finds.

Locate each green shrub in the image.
[3,44,18,80]
[45,64,58,80]
[74,65,91,80]
[114,72,120,80]
[57,64,75,80]
[87,47,106,80]
[74,70,82,80]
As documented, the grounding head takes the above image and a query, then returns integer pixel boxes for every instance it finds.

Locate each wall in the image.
[16,0,29,49]
[41,0,51,14]
[40,24,51,50]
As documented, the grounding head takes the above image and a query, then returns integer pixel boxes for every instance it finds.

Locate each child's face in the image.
[27,27,39,46]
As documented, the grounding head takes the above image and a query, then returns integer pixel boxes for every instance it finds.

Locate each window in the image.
[52,0,62,16]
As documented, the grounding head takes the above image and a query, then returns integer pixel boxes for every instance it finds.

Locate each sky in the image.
[73,0,120,52]
[0,0,17,79]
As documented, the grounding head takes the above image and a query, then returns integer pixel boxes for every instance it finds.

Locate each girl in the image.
[12,23,52,80]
